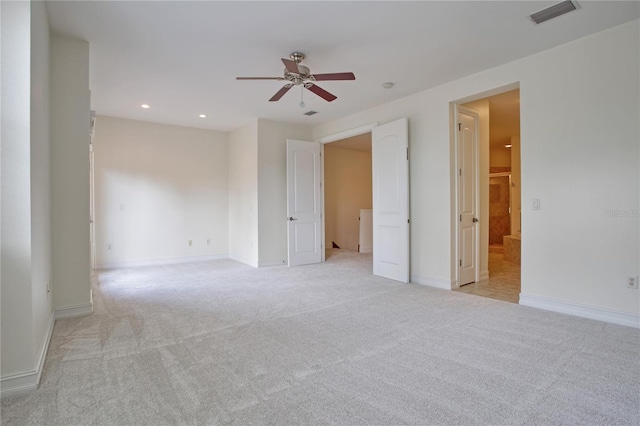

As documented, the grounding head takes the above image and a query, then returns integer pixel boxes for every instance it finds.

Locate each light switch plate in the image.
[532,199,541,210]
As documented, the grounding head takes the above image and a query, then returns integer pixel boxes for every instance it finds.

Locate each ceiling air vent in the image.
[530,0,578,24]
[304,110,318,116]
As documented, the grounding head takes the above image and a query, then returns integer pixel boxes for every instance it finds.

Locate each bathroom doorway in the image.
[454,88,521,303]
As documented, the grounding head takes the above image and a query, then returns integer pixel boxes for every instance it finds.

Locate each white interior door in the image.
[372,118,409,283]
[287,139,322,266]
[457,108,478,286]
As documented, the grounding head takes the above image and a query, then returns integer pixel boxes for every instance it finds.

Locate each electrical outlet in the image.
[627,275,638,289]
[188,240,193,246]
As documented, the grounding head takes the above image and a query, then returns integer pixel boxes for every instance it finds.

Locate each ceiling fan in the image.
[236,52,355,103]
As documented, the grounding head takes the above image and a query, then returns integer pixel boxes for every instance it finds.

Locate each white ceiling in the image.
[45,1,639,132]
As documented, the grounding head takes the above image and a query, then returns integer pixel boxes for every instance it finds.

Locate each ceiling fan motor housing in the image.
[284,64,314,85]
[290,52,305,63]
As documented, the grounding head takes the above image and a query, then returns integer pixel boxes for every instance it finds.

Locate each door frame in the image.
[89,111,96,270]
[316,122,378,262]
[451,82,520,289]
[454,105,480,287]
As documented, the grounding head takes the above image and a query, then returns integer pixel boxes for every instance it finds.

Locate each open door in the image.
[372,118,409,283]
[457,107,479,285]
[286,139,322,266]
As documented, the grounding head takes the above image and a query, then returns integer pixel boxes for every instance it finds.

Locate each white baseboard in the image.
[520,293,640,329]
[55,302,94,320]
[1,310,55,399]
[97,254,228,270]
[258,259,287,267]
[479,270,489,282]
[229,254,259,268]
[0,371,38,400]
[411,275,453,290]
[35,311,55,385]
[359,247,373,254]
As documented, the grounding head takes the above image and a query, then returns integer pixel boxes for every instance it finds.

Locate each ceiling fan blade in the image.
[281,58,300,73]
[306,84,337,102]
[236,77,283,80]
[312,72,356,81]
[269,84,293,102]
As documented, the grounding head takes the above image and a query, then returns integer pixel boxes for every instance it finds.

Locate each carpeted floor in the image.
[2,250,639,425]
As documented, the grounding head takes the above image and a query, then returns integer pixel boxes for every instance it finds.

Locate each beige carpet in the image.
[2,250,639,425]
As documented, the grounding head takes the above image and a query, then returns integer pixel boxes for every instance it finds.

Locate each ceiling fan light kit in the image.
[236,52,355,104]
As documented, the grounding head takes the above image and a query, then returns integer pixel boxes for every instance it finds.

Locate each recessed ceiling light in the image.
[505,144,512,148]
[382,82,394,89]
[141,104,150,109]
[199,114,207,118]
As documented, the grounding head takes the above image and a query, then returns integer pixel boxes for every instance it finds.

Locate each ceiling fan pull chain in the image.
[300,86,305,109]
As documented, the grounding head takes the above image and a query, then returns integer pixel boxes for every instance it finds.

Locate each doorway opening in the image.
[453,88,522,304]
[308,119,409,283]
[323,133,373,265]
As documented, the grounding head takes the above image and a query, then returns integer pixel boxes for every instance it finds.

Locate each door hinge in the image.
[407,219,410,224]
[459,168,462,176]
[459,215,462,222]
[406,147,409,161]
[459,259,462,267]
[458,123,462,131]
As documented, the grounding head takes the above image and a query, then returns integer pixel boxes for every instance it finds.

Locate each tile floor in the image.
[454,245,521,303]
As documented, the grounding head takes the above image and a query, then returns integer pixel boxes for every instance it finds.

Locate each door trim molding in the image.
[317,122,378,145]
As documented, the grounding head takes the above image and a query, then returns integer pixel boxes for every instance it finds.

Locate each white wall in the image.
[257,119,312,266]
[314,21,639,319]
[1,0,35,379]
[93,116,229,268]
[30,0,54,370]
[1,1,55,396]
[519,22,638,316]
[324,146,372,252]
[490,148,512,169]
[50,34,92,313]
[228,120,259,266]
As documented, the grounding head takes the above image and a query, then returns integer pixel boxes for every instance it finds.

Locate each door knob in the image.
[288,217,298,221]
[472,217,479,223]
